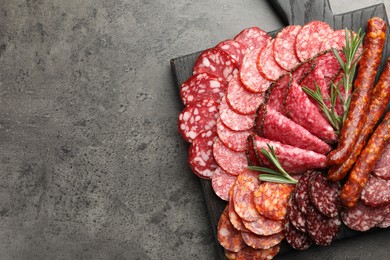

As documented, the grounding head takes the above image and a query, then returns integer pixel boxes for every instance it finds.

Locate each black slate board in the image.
[170,0,390,259]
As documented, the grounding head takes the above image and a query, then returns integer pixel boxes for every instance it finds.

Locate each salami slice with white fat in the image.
[287,192,307,233]
[295,21,333,61]
[218,205,247,252]
[180,73,226,106]
[242,216,284,236]
[257,40,287,81]
[267,74,291,113]
[373,142,390,180]
[361,175,390,207]
[284,220,313,251]
[219,96,256,131]
[216,39,247,66]
[292,59,316,83]
[306,206,341,246]
[300,66,331,110]
[255,104,332,154]
[217,117,252,152]
[193,48,238,81]
[274,25,302,70]
[234,27,271,52]
[377,209,390,228]
[241,231,284,250]
[294,171,313,215]
[211,167,237,201]
[188,130,218,179]
[253,135,327,174]
[225,244,280,260]
[213,138,248,176]
[240,48,272,93]
[226,74,265,115]
[316,51,343,79]
[178,99,219,143]
[320,29,347,51]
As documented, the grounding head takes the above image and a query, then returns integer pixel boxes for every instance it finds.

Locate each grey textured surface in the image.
[0,0,389,259]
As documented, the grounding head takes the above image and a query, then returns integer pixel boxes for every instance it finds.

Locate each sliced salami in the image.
[180,73,226,106]
[267,74,291,113]
[295,20,333,61]
[246,135,261,166]
[285,80,337,143]
[287,192,307,233]
[257,40,287,81]
[320,29,347,51]
[361,175,390,207]
[217,117,252,152]
[217,205,247,252]
[316,51,343,79]
[294,171,313,214]
[216,39,247,66]
[291,59,316,83]
[225,244,280,260]
[274,25,302,70]
[306,207,341,246]
[255,104,332,154]
[226,74,265,115]
[377,209,390,228]
[242,216,284,236]
[193,48,238,81]
[219,96,256,131]
[178,99,219,143]
[309,172,341,218]
[341,200,390,232]
[234,27,271,52]
[300,66,331,110]
[241,231,284,250]
[211,167,237,201]
[284,220,313,251]
[229,187,250,232]
[240,48,272,93]
[188,130,218,179]
[213,138,248,175]
[253,182,295,220]
[253,135,327,174]
[373,142,390,180]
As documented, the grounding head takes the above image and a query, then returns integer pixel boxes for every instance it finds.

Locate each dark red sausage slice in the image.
[216,39,247,66]
[284,220,313,251]
[306,207,341,246]
[373,143,390,180]
[287,192,307,233]
[361,175,390,207]
[294,171,313,215]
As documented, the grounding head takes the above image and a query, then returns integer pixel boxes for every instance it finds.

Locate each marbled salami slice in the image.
[294,171,312,214]
[341,200,390,231]
[300,67,331,110]
[287,192,307,233]
[285,80,337,142]
[295,21,333,61]
[242,216,284,236]
[188,130,218,179]
[274,25,302,70]
[218,205,247,252]
[373,142,390,180]
[246,135,261,166]
[284,220,313,251]
[267,74,291,113]
[257,40,287,81]
[213,138,248,176]
[216,39,247,66]
[241,231,284,250]
[361,175,390,207]
[320,29,347,51]
[219,96,256,131]
[234,27,271,52]
[178,99,219,143]
[180,73,226,106]
[217,118,252,152]
[306,207,341,246]
[193,48,238,81]
[255,104,332,154]
[226,74,265,115]
[291,59,316,83]
[253,135,327,174]
[377,209,390,228]
[316,51,343,79]
[253,182,295,220]
[309,172,341,218]
[225,244,280,260]
[211,167,237,201]
[240,48,272,93]
[229,187,250,232]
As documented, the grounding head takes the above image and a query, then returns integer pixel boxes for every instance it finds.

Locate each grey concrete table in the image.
[0,0,389,259]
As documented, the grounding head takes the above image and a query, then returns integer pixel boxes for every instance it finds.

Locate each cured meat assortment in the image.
[176,18,390,259]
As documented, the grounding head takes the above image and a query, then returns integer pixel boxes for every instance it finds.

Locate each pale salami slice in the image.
[342,200,390,232]
[213,138,248,176]
[246,135,261,166]
[188,130,218,179]
[285,80,337,143]
[229,187,250,232]
[320,29,347,51]
[211,167,237,201]
[242,216,284,236]
[267,74,291,113]
[226,74,265,115]
[253,135,327,175]
[193,48,238,81]
[274,25,302,70]
[217,117,252,152]
[294,171,312,214]
[240,48,272,93]
[180,73,226,106]
[253,182,295,220]
[241,231,284,250]
[309,172,341,218]
[219,96,256,131]
[217,205,247,252]
[373,142,390,180]
[377,208,390,228]
[255,104,332,154]
[178,99,219,143]
[361,175,390,207]
[287,192,307,233]
[284,220,313,251]
[306,207,341,246]
[234,27,271,52]
[257,40,287,81]
[216,39,247,66]
[295,20,333,61]
[225,244,280,260]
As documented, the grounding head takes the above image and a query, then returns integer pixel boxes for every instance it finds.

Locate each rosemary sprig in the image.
[248,144,298,184]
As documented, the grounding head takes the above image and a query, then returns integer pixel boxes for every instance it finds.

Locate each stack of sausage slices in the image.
[178,17,390,259]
